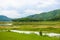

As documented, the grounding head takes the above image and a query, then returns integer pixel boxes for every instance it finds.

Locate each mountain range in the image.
[13,9,60,22]
[0,9,60,22]
[0,15,12,22]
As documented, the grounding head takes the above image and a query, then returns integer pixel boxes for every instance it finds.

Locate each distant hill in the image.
[13,9,60,22]
[0,15,12,22]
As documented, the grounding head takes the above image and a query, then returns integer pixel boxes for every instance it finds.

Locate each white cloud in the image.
[0,0,27,9]
[36,0,58,8]
[24,9,43,14]
[0,10,20,18]
[0,0,58,9]
[0,0,60,18]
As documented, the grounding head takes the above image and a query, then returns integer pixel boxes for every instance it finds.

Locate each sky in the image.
[0,0,60,18]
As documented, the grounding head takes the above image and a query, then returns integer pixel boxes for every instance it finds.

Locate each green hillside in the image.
[13,9,60,22]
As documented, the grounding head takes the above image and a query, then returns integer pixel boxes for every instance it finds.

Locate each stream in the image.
[10,30,60,37]
[0,30,60,37]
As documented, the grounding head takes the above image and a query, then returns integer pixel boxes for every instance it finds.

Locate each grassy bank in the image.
[0,32,60,40]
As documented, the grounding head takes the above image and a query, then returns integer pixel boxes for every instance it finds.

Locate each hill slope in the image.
[27,9,60,21]
[0,15,12,22]
[13,9,60,21]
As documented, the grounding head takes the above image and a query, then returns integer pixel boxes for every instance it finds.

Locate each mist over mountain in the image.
[12,9,60,22]
[0,15,12,22]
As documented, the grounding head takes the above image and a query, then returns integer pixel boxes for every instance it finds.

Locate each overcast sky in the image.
[0,0,60,18]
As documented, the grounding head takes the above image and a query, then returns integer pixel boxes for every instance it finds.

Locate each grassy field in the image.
[0,21,60,40]
[13,21,60,28]
[0,21,60,33]
[0,32,60,40]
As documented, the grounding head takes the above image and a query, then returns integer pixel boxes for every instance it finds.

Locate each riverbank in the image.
[0,30,60,37]
[0,31,60,40]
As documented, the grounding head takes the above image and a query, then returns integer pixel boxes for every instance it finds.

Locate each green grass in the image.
[0,27,60,33]
[0,21,60,40]
[13,21,60,25]
[10,21,60,33]
[12,21,60,28]
[12,28,60,33]
[0,32,60,40]
[0,21,60,33]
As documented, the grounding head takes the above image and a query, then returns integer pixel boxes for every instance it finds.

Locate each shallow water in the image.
[10,30,40,35]
[43,33,60,37]
[10,30,60,37]
[0,30,60,37]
